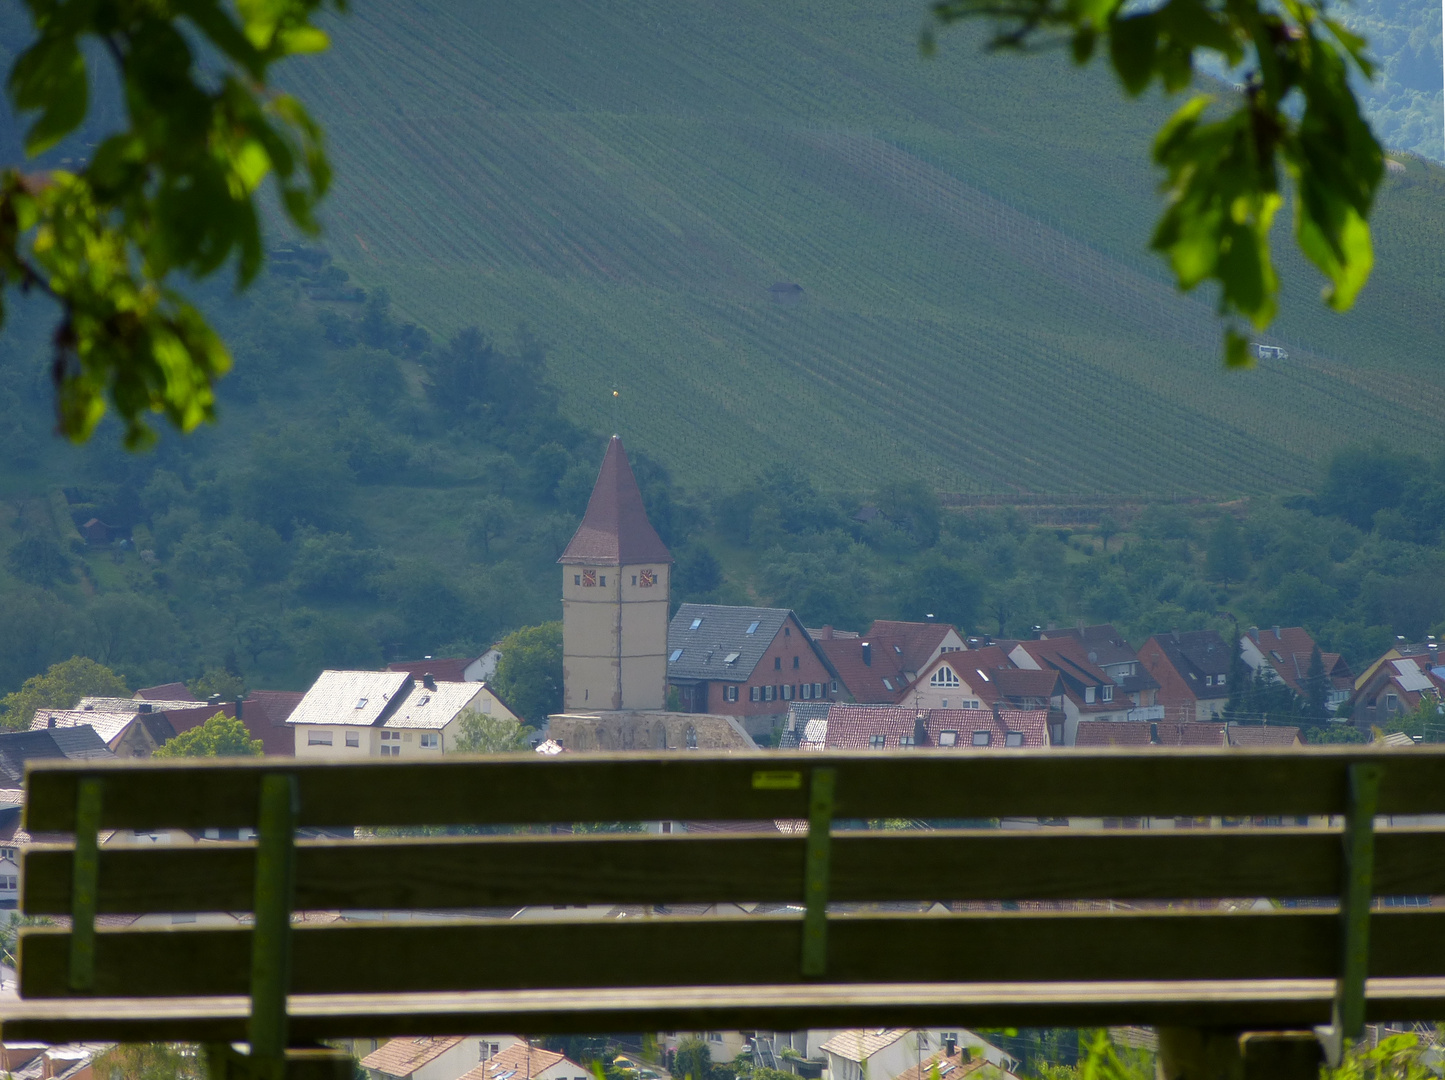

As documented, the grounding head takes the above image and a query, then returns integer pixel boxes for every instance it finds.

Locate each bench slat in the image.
[19,910,1445,998]
[24,829,1445,915]
[9,979,1445,1044]
[23,749,1445,831]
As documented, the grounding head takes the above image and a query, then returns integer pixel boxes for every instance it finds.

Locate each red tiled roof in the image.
[817,638,910,703]
[1227,724,1303,746]
[1075,720,1153,746]
[558,436,672,566]
[1248,627,1355,694]
[388,658,473,682]
[134,682,199,702]
[822,704,1051,748]
[865,620,957,671]
[1154,721,1228,746]
[361,1037,465,1077]
[457,1043,578,1080]
[991,666,1062,701]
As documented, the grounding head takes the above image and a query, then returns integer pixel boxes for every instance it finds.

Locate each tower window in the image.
[632,575,637,586]
[575,575,581,585]
[600,575,606,586]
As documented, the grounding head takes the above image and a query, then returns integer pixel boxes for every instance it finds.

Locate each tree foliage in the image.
[92,1043,202,1080]
[0,654,126,730]
[673,1039,711,1080]
[452,710,534,754]
[928,0,1383,360]
[151,712,262,757]
[1,0,340,446]
[490,621,563,723]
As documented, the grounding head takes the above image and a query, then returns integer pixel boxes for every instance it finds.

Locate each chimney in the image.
[861,641,871,666]
[423,673,437,691]
[46,715,54,729]
[137,702,152,713]
[944,1038,957,1059]
[913,713,928,747]
[207,694,222,707]
[1249,626,1260,642]
[1273,626,1282,640]
[235,698,244,719]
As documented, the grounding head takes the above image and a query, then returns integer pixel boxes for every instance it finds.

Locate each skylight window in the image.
[894,644,903,654]
[724,652,741,664]
[746,621,760,635]
[690,618,703,630]
[882,678,894,690]
[669,648,684,662]
[355,698,368,709]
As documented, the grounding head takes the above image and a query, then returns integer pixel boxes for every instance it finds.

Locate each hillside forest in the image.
[1,257,1444,715]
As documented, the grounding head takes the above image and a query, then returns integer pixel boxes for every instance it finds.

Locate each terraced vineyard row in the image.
[286,0,1445,494]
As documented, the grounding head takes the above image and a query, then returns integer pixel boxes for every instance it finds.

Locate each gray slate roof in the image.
[667,604,795,683]
[48,725,116,760]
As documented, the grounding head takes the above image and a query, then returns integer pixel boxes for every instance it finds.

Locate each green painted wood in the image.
[66,779,101,992]
[801,767,836,977]
[9,977,1445,1045]
[24,828,1445,916]
[22,748,1445,832]
[1335,763,1382,1040]
[248,775,298,1064]
[18,910,1445,999]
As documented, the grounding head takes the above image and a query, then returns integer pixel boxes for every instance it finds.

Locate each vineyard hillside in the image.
[288,0,1445,495]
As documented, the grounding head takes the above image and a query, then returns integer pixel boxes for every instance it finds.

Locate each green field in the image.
[280,0,1445,496]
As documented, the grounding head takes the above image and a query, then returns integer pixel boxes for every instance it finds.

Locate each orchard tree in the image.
[1,0,339,447]
[491,622,563,723]
[0,656,127,730]
[453,712,533,754]
[151,713,262,758]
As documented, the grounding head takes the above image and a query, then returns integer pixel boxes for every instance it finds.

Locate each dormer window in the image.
[972,731,991,746]
[939,731,957,746]
[1005,732,1024,747]
[724,652,740,664]
[1101,685,1113,702]
[930,666,960,688]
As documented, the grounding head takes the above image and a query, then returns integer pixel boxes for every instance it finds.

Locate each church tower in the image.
[558,436,672,711]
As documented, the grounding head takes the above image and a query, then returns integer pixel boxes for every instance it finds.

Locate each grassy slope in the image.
[278,0,1445,497]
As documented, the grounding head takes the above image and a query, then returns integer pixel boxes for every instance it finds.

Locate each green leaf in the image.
[9,38,88,155]
[1109,13,1158,95]
[1224,329,1256,369]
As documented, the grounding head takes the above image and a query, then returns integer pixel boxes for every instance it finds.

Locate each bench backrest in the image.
[12,748,1445,1051]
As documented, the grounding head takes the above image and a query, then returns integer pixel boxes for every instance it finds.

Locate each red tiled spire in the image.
[558,436,673,566]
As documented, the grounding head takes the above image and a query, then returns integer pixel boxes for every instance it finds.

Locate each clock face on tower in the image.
[639,569,655,587]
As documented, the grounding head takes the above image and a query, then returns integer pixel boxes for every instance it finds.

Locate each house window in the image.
[345,730,359,748]
[939,731,958,746]
[972,731,991,746]
[813,683,823,698]
[931,666,960,688]
[785,627,791,637]
[801,683,812,700]
[1051,722,1064,744]
[724,685,738,702]
[420,733,439,749]
[869,734,886,748]
[0,875,15,890]
[941,699,948,708]
[1084,686,1096,704]
[0,848,14,862]
[708,1033,723,1043]
[1387,693,1399,710]
[774,657,782,670]
[599,575,606,586]
[1005,731,1025,747]
[782,684,793,700]
[1101,685,1114,702]
[830,681,838,694]
[899,734,915,747]
[574,575,581,585]
[750,686,761,702]
[308,730,333,746]
[764,686,775,702]
[670,648,684,662]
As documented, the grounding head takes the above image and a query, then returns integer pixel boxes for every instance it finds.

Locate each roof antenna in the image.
[612,388,620,436]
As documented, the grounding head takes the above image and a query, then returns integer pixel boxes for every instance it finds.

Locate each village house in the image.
[803,703,1052,750]
[361,1037,498,1080]
[1009,636,1131,741]
[1073,719,1299,747]
[1139,629,1234,723]
[288,670,518,757]
[388,648,501,684]
[819,1030,1013,1080]
[459,1042,590,1080]
[1039,623,1160,716]
[666,604,840,736]
[815,620,965,703]
[1240,625,1354,707]
[1345,650,1445,729]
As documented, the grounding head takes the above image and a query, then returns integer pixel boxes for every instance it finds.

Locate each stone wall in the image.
[545,710,757,751]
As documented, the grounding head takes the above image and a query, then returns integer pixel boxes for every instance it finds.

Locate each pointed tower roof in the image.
[558,436,673,566]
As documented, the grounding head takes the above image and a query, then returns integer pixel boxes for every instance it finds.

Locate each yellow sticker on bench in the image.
[752,770,802,790]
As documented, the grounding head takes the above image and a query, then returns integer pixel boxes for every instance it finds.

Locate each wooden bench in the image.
[7,749,1445,1080]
